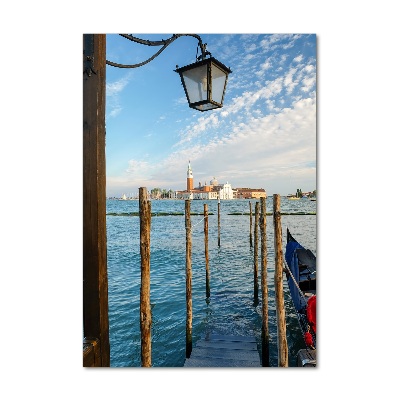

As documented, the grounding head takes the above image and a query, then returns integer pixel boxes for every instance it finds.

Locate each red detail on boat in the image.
[304,331,314,347]
[307,295,316,333]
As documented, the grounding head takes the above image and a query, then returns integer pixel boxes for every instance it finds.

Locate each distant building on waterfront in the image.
[235,188,266,199]
[175,161,265,200]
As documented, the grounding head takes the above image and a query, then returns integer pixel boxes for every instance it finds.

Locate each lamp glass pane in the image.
[194,103,220,111]
[211,63,228,104]
[181,64,208,104]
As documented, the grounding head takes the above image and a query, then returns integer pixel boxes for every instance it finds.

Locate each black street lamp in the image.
[175,55,231,111]
[106,34,232,111]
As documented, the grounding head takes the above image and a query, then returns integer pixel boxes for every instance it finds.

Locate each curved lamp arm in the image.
[106,34,210,69]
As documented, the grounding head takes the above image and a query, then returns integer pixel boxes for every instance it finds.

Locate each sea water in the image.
[106,197,317,367]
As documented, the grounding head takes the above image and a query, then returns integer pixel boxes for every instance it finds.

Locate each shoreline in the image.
[107,212,316,217]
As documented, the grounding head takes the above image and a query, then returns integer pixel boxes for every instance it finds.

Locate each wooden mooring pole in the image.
[185,200,192,358]
[218,197,221,247]
[253,202,259,302]
[260,196,269,366]
[139,187,151,367]
[249,201,253,248]
[204,204,210,298]
[273,194,288,367]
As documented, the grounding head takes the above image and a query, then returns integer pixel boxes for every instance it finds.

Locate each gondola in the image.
[284,228,316,366]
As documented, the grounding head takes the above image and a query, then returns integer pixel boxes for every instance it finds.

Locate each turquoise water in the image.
[106,197,316,367]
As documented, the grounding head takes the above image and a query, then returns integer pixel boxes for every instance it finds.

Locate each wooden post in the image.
[204,204,210,298]
[218,197,221,247]
[260,196,269,366]
[83,34,110,367]
[249,201,253,248]
[139,187,152,367]
[273,194,288,367]
[185,200,192,358]
[253,202,259,302]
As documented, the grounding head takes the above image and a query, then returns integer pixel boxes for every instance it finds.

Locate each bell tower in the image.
[187,161,193,191]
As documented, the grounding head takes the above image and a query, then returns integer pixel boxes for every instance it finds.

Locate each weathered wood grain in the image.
[184,335,261,367]
[83,34,110,367]
[139,187,152,367]
[273,194,288,367]
[185,200,192,358]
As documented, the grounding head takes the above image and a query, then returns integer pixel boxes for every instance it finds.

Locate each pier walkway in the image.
[184,334,261,367]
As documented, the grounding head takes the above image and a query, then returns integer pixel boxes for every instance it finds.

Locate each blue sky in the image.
[105,34,316,197]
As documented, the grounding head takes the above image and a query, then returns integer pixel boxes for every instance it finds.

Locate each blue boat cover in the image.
[285,240,305,312]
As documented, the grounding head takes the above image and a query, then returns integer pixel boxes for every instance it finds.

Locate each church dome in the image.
[210,177,218,186]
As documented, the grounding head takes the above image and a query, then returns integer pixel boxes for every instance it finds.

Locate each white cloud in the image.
[246,43,257,53]
[244,54,255,62]
[109,107,122,118]
[256,59,272,76]
[175,113,220,147]
[106,74,131,96]
[301,77,315,92]
[126,159,151,176]
[280,54,288,65]
[106,73,132,118]
[259,35,283,52]
[284,67,299,94]
[304,64,315,73]
[294,54,303,63]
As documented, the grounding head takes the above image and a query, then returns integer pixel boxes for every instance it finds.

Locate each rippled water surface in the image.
[106,198,317,367]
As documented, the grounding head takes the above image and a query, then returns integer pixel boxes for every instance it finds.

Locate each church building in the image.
[175,161,265,200]
[176,161,234,200]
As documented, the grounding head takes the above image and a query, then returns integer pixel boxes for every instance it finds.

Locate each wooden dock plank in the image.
[184,334,261,367]
[195,339,257,351]
[204,334,257,343]
[184,356,260,367]
[191,346,260,362]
